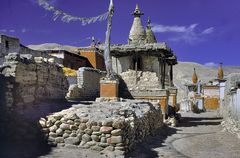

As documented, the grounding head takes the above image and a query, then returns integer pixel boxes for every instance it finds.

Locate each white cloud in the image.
[9,29,15,33]
[202,27,214,34]
[152,23,198,33]
[21,28,27,33]
[0,29,7,33]
[152,23,214,44]
[204,62,218,67]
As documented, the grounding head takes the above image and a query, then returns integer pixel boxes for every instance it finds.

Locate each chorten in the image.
[192,68,198,84]
[128,4,146,44]
[145,17,157,43]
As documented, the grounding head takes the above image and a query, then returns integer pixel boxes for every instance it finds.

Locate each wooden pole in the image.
[104,0,114,78]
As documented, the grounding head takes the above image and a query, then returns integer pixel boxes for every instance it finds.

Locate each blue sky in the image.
[0,0,240,66]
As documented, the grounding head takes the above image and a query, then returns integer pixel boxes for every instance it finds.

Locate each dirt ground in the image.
[1,111,240,158]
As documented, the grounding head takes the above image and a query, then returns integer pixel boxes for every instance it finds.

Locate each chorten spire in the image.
[192,68,198,84]
[128,4,146,44]
[145,17,157,43]
[133,4,144,17]
[218,62,224,80]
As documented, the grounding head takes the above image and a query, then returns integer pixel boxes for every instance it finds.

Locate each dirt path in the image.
[128,111,240,158]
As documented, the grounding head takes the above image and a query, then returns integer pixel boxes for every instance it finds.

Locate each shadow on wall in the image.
[0,101,73,158]
[117,75,134,99]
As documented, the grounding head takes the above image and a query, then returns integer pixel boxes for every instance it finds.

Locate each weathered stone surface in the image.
[82,134,91,142]
[79,123,87,130]
[108,136,123,144]
[80,117,89,123]
[63,133,69,139]
[55,137,64,143]
[60,123,70,130]
[98,142,109,148]
[49,125,58,132]
[91,126,100,132]
[112,119,125,129]
[64,137,80,145]
[102,119,113,127]
[56,128,64,136]
[100,127,113,134]
[111,129,122,136]
[84,128,93,135]
[91,135,100,142]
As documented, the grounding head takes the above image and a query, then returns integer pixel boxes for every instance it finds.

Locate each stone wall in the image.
[38,101,163,155]
[66,67,106,101]
[221,73,240,138]
[0,53,69,108]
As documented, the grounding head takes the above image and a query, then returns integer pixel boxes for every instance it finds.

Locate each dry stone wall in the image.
[39,101,163,155]
[0,53,69,108]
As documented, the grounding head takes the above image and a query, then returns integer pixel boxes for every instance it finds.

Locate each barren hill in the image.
[28,43,79,53]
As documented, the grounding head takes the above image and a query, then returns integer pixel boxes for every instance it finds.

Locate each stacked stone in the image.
[39,101,163,154]
[1,53,69,107]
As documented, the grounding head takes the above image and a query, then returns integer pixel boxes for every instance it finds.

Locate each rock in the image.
[54,120,61,127]
[49,132,57,138]
[39,118,46,127]
[100,126,113,134]
[60,123,70,130]
[111,129,122,136]
[82,134,91,142]
[91,135,100,142]
[92,131,101,136]
[65,137,80,145]
[63,133,69,138]
[49,125,58,132]
[102,119,113,127]
[70,133,77,137]
[80,117,89,123]
[55,137,64,143]
[112,119,125,129]
[100,137,107,143]
[56,128,64,136]
[86,141,97,147]
[64,130,72,134]
[84,128,93,135]
[53,114,63,120]
[115,146,125,151]
[98,142,109,148]
[79,123,87,130]
[108,136,122,144]
[91,126,100,131]
[91,145,104,151]
[67,120,74,125]
[70,125,78,130]
[68,113,79,120]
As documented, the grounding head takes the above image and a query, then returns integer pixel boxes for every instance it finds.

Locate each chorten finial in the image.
[133,4,144,17]
[147,17,151,27]
[192,68,198,84]
[218,62,224,80]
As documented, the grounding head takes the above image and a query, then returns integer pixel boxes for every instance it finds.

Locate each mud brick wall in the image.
[66,67,106,101]
[221,73,240,138]
[0,53,69,108]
